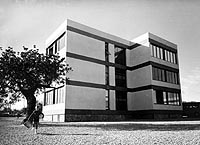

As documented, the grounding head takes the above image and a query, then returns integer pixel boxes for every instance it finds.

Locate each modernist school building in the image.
[43,19,182,122]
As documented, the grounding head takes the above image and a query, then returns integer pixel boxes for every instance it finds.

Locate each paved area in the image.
[1,117,200,145]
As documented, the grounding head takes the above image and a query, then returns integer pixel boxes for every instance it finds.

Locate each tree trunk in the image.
[21,90,36,123]
[26,95,36,119]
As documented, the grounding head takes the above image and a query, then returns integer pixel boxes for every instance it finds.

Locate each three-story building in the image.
[43,19,182,122]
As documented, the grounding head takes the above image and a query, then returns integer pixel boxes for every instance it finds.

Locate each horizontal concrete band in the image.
[67,25,177,52]
[67,80,181,93]
[66,52,179,72]
[65,109,182,115]
[67,26,130,49]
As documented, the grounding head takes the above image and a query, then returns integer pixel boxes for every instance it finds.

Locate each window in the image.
[162,70,165,82]
[115,46,126,65]
[44,86,65,106]
[115,45,127,111]
[105,42,110,110]
[151,44,154,57]
[49,46,53,55]
[116,91,127,110]
[115,45,126,87]
[115,69,126,87]
[46,33,65,56]
[160,48,163,60]
[156,90,164,104]
[153,45,157,57]
[152,66,179,84]
[157,47,160,59]
[54,43,58,54]
[57,34,65,51]
[167,51,170,62]
[173,53,177,64]
[105,42,109,86]
[150,43,177,64]
[152,67,165,82]
[163,92,167,104]
[154,89,180,106]
[105,90,109,110]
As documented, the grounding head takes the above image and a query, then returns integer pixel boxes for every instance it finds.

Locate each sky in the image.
[1,0,200,109]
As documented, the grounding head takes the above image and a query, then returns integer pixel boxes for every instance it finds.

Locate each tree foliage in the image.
[0,47,71,117]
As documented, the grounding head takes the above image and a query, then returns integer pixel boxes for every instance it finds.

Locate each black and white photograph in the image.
[0,0,200,144]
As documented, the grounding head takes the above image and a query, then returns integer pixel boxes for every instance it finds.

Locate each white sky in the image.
[1,0,200,109]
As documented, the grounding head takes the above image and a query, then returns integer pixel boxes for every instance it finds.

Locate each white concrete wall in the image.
[152,80,181,90]
[126,45,151,67]
[128,90,153,111]
[150,57,179,70]
[43,103,65,122]
[66,85,105,110]
[131,33,149,47]
[153,104,182,110]
[65,22,120,111]
[67,31,105,60]
[66,57,105,84]
[127,66,151,88]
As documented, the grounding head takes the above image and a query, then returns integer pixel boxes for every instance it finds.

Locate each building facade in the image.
[43,20,182,122]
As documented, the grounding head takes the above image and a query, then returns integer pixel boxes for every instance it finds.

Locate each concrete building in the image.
[43,19,182,122]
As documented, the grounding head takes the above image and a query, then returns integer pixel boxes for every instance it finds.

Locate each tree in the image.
[0,47,71,121]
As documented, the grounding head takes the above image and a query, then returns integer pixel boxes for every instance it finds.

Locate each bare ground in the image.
[1,117,200,145]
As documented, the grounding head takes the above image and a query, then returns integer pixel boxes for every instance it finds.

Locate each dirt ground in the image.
[1,117,200,145]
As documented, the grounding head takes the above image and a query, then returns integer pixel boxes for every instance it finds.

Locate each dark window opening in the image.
[115,46,126,65]
[49,46,53,55]
[115,68,126,87]
[114,45,127,110]
[105,42,110,110]
[116,91,127,110]
[156,90,164,104]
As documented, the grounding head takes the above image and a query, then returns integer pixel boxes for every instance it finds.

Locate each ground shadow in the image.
[2,117,200,132]
[39,132,101,136]
[40,122,200,131]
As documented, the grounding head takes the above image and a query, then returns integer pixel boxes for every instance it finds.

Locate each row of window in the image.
[104,44,127,110]
[154,89,181,106]
[46,34,65,55]
[44,86,65,106]
[150,44,177,64]
[152,67,179,84]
